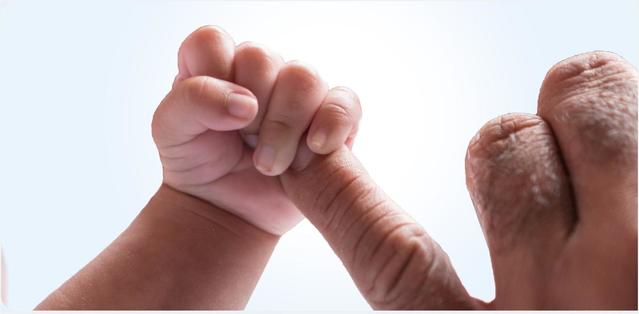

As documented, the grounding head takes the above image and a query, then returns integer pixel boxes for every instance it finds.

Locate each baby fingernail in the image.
[310,129,327,150]
[227,93,256,119]
[255,144,277,174]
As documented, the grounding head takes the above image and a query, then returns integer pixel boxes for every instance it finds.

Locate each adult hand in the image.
[281,51,637,309]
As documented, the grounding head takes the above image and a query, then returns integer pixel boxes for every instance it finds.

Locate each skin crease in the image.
[34,24,637,309]
[37,185,281,310]
[36,26,362,310]
[156,26,362,236]
[37,27,361,310]
[280,51,637,309]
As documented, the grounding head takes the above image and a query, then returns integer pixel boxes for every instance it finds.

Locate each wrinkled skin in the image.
[157,26,637,310]
[280,51,637,309]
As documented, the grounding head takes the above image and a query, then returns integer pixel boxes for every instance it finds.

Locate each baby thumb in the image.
[280,144,479,309]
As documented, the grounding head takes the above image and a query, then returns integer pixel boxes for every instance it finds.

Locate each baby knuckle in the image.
[236,41,268,57]
[321,103,354,126]
[262,116,294,133]
[179,76,212,106]
[189,25,229,45]
[329,86,361,113]
[235,42,280,71]
[334,90,362,125]
[280,61,322,93]
[179,26,229,60]
[332,85,360,102]
[235,41,270,61]
[282,99,310,116]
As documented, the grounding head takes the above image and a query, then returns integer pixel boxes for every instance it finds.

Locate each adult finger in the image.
[465,113,576,308]
[537,51,637,230]
[281,146,482,309]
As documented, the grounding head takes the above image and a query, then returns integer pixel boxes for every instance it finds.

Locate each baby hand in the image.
[152,26,362,235]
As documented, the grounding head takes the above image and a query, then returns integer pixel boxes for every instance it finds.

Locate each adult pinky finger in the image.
[306,86,362,154]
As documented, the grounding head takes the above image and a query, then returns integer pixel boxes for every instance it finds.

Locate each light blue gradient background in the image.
[0,0,637,310]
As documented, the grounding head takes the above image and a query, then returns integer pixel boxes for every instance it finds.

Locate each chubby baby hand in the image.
[151,26,362,235]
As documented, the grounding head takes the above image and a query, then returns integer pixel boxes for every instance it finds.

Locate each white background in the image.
[0,0,637,310]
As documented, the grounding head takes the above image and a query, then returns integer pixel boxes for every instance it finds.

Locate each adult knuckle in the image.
[304,158,372,228]
[466,114,575,252]
[313,164,364,217]
[365,223,431,309]
[466,116,544,232]
[467,113,544,162]
[539,51,638,164]
[542,51,635,89]
[324,177,380,235]
[539,51,638,112]
[373,222,426,268]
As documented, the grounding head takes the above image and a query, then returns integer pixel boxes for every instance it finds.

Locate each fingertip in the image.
[178,25,235,80]
[253,144,281,176]
[279,61,328,95]
[307,117,353,155]
[307,86,361,155]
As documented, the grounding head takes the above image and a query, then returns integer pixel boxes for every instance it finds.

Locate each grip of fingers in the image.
[152,77,258,148]
[307,86,362,154]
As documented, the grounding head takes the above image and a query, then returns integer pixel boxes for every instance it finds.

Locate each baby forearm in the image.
[36,184,278,310]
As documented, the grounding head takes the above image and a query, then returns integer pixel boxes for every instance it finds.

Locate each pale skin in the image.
[37,26,637,310]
